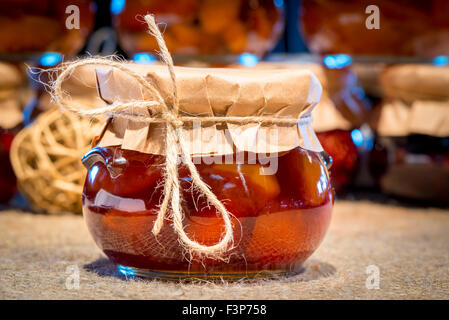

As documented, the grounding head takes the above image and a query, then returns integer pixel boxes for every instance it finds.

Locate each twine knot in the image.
[165,114,183,128]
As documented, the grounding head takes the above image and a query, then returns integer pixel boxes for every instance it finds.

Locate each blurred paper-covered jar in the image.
[313,64,371,193]
[247,61,370,193]
[370,65,449,204]
[0,63,31,203]
[113,0,285,59]
[10,65,105,213]
[299,0,449,57]
[0,0,95,56]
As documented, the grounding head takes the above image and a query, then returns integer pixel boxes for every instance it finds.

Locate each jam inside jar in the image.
[82,146,333,279]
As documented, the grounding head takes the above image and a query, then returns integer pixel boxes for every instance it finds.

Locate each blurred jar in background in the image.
[0,0,95,56]
[113,0,285,60]
[314,58,371,194]
[10,0,97,124]
[300,0,449,57]
[0,63,32,203]
[0,1,96,129]
[370,64,449,204]
[239,60,371,194]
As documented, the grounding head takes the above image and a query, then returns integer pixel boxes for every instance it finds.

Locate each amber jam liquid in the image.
[82,146,333,279]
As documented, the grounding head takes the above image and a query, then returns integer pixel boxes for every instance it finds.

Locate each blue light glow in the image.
[351,129,364,147]
[433,56,448,66]
[323,54,352,69]
[40,52,62,67]
[365,137,374,150]
[88,165,99,185]
[117,265,136,277]
[133,52,157,64]
[110,0,125,15]
[238,53,258,67]
[274,0,284,8]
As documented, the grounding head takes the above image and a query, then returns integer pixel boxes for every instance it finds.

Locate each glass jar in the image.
[82,145,333,279]
[300,0,449,57]
[114,0,285,59]
[370,135,449,205]
[0,62,29,204]
[0,0,95,56]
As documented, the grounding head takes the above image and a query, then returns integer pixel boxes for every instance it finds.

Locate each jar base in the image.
[117,265,304,280]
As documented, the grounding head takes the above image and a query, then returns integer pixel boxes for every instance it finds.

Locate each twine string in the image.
[52,14,310,258]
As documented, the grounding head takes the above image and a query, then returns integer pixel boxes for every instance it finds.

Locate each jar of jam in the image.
[82,146,333,278]
[113,0,285,59]
[370,64,449,204]
[0,62,30,204]
[53,59,334,279]
[0,0,95,56]
[300,0,449,57]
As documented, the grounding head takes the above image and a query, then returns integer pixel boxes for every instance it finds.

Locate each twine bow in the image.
[52,14,310,258]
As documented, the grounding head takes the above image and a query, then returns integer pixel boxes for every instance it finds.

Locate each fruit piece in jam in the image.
[246,199,332,269]
[82,145,333,275]
[246,150,333,269]
[277,148,331,207]
[83,147,165,198]
[184,206,251,270]
[193,163,280,217]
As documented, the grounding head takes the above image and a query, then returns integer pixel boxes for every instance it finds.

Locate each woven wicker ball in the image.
[10,107,103,214]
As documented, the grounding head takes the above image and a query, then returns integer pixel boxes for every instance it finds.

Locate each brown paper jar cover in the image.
[93,63,324,156]
[380,64,449,102]
[233,61,372,132]
[376,64,449,137]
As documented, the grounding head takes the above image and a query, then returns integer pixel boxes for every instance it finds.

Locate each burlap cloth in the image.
[1,200,448,300]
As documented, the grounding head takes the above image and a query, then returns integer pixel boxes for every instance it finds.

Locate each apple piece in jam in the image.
[277,148,331,207]
[193,163,280,217]
[83,147,164,198]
